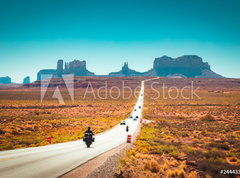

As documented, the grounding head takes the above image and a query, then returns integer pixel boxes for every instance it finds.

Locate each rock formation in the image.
[144,55,223,78]
[0,76,11,84]
[63,60,94,76]
[37,59,95,80]
[57,59,63,77]
[37,69,57,80]
[153,55,209,77]
[109,62,144,77]
[23,76,30,84]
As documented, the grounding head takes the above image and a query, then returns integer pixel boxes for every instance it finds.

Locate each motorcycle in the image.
[83,133,95,148]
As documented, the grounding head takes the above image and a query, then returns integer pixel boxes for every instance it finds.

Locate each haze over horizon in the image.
[0,0,240,83]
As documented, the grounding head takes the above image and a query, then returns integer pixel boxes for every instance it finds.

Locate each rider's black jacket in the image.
[85,129,94,135]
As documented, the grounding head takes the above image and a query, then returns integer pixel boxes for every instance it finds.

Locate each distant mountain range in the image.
[0,55,224,85]
[38,55,223,79]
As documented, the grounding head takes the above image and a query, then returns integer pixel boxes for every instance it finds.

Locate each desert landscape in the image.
[0,77,146,150]
[115,78,240,178]
[1,77,240,177]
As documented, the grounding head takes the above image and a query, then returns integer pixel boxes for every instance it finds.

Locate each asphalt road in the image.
[0,81,145,178]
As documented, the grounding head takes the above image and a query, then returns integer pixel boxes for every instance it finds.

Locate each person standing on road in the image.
[126,125,129,132]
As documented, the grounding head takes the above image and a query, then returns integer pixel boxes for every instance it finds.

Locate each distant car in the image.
[120,120,126,125]
[136,116,139,119]
[134,109,136,111]
[139,106,141,109]
[141,94,143,96]
[129,115,133,118]
[133,118,137,121]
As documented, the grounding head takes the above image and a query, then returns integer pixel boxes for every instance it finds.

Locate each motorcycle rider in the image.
[85,126,94,136]
[84,126,94,147]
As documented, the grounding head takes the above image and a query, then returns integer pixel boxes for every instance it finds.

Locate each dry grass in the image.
[115,78,240,178]
[0,77,143,150]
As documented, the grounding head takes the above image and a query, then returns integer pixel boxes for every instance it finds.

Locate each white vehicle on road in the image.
[120,120,126,125]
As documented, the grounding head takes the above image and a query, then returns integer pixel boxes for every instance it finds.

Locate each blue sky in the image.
[0,0,240,83]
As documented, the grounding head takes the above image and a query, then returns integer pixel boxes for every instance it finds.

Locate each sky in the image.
[0,0,240,83]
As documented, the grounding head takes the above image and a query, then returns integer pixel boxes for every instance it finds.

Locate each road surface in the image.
[0,81,145,178]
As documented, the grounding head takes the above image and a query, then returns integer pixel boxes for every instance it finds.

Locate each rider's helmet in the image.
[88,126,91,130]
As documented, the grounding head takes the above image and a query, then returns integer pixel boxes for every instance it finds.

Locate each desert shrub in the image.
[19,136,40,146]
[175,116,187,120]
[206,142,230,150]
[143,159,151,170]
[204,149,225,159]
[0,144,13,150]
[136,147,149,153]
[207,157,226,164]
[188,171,197,178]
[179,161,186,171]
[229,157,237,162]
[126,149,136,157]
[153,138,167,145]
[151,145,163,154]
[169,159,178,167]
[177,169,186,178]
[0,129,5,134]
[150,159,160,173]
[229,150,240,159]
[171,150,179,157]
[167,170,175,178]
[184,147,205,161]
[161,145,178,154]
[180,131,189,137]
[194,149,204,156]
[162,163,168,171]
[200,114,216,122]
[25,127,34,131]
[119,158,126,166]
[151,144,179,157]
[227,137,240,145]
[183,146,195,154]
[166,168,186,178]
[33,126,39,131]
